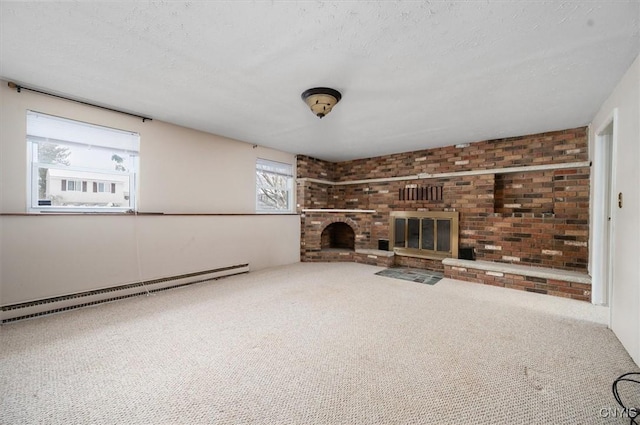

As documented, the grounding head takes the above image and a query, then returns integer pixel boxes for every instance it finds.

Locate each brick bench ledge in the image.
[355,249,395,258]
[442,258,591,285]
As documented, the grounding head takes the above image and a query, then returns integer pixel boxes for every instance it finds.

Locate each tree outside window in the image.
[256,159,293,212]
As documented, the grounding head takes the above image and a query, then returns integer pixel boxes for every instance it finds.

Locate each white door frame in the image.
[591,109,618,308]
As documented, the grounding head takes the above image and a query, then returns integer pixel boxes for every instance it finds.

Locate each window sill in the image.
[255,211,296,215]
[2,212,301,217]
[27,208,134,214]
[7,211,135,216]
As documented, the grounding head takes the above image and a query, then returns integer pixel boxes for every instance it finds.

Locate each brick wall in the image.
[296,155,335,180]
[332,128,587,181]
[495,171,555,214]
[394,255,445,273]
[296,155,334,213]
[461,212,588,270]
[297,127,589,273]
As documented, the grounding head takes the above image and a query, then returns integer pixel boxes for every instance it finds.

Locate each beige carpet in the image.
[1,262,637,424]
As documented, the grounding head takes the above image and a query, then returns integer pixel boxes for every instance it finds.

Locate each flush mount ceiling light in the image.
[301,87,342,119]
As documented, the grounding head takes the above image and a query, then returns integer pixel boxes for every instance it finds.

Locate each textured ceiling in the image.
[1,1,639,161]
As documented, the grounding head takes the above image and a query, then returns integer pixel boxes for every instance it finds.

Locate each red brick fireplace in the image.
[300,209,394,266]
[296,127,593,301]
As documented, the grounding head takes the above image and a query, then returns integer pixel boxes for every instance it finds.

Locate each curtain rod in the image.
[7,81,152,123]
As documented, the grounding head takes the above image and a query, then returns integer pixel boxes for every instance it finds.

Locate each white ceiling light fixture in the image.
[301,87,342,119]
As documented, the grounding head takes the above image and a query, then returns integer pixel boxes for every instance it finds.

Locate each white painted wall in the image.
[0,81,300,305]
[589,54,640,366]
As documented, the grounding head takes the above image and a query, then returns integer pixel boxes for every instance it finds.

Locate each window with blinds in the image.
[26,111,139,212]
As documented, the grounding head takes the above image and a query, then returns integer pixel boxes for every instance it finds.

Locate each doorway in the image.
[592,114,616,306]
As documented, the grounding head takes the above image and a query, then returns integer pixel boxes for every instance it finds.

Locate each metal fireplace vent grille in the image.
[399,185,443,201]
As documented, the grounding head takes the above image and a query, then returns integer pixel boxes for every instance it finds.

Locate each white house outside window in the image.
[256,158,294,213]
[26,111,139,212]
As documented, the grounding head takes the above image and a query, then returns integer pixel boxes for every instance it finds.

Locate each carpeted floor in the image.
[1,262,637,424]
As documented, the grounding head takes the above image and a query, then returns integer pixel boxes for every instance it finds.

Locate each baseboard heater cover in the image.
[1,263,249,323]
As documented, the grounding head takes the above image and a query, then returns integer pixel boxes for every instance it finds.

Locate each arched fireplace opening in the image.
[321,222,355,251]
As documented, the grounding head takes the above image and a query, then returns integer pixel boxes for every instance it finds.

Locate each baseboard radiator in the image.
[1,263,250,323]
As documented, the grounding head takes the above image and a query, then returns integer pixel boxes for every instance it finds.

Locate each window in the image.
[26,111,139,212]
[390,211,459,259]
[64,179,83,192]
[95,182,115,193]
[256,158,294,213]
